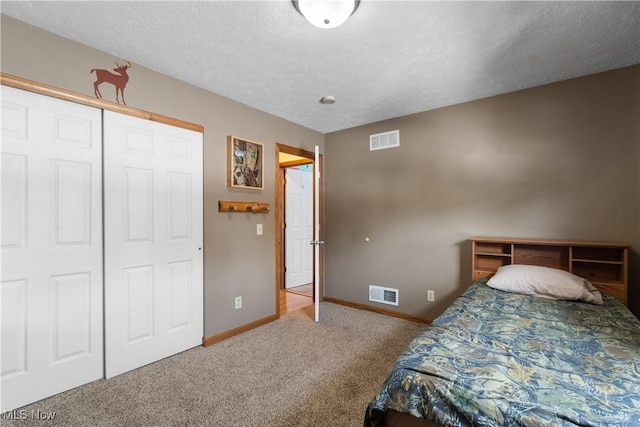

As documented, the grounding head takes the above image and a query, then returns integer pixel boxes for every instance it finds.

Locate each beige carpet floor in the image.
[1,302,426,427]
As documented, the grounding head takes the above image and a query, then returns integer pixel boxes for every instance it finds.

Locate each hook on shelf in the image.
[218,200,270,214]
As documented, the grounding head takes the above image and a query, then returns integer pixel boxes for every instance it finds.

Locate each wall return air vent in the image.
[369,285,399,306]
[370,129,399,151]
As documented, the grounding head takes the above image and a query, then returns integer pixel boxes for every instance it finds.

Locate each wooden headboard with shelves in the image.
[470,237,631,306]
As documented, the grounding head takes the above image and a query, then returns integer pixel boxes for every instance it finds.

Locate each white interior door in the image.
[1,86,104,411]
[104,110,203,378]
[285,166,313,289]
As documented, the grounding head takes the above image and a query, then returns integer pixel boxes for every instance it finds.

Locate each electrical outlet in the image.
[427,290,435,302]
[235,296,242,309]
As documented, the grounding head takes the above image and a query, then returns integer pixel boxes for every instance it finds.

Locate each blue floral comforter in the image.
[365,279,640,426]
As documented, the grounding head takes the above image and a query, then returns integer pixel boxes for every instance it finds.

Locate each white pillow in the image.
[486,264,603,305]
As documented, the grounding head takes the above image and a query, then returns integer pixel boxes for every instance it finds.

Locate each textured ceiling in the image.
[2,1,639,133]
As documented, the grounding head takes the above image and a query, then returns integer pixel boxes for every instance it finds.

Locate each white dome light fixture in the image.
[293,0,360,29]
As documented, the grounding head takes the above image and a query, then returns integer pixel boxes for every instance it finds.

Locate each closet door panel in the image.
[1,154,27,249]
[104,110,203,378]
[0,86,103,412]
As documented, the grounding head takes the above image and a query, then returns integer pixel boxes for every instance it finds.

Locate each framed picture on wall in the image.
[227,135,264,190]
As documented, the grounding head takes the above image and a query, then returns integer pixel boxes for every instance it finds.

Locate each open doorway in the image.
[275,144,323,317]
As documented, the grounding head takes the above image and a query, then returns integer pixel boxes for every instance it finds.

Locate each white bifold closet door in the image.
[1,86,104,411]
[103,110,203,378]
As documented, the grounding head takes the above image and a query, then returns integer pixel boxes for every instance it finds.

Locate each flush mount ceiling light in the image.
[293,0,360,29]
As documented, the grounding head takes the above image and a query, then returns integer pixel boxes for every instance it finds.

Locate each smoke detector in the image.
[319,95,336,104]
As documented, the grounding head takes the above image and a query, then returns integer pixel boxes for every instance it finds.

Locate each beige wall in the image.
[1,15,324,337]
[325,65,640,319]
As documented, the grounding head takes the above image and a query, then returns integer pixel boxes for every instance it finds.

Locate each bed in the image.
[364,238,640,427]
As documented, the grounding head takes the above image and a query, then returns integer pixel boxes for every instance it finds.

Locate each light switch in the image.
[256,224,263,235]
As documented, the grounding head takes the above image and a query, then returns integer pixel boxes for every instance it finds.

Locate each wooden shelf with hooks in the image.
[218,200,270,214]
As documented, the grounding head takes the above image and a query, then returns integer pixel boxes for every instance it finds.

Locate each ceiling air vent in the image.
[369,285,399,306]
[370,130,399,151]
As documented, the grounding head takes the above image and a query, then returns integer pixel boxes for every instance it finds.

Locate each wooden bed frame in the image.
[471,237,631,305]
[382,411,442,427]
[373,237,632,427]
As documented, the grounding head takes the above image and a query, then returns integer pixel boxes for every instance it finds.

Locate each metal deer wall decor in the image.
[90,61,132,105]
